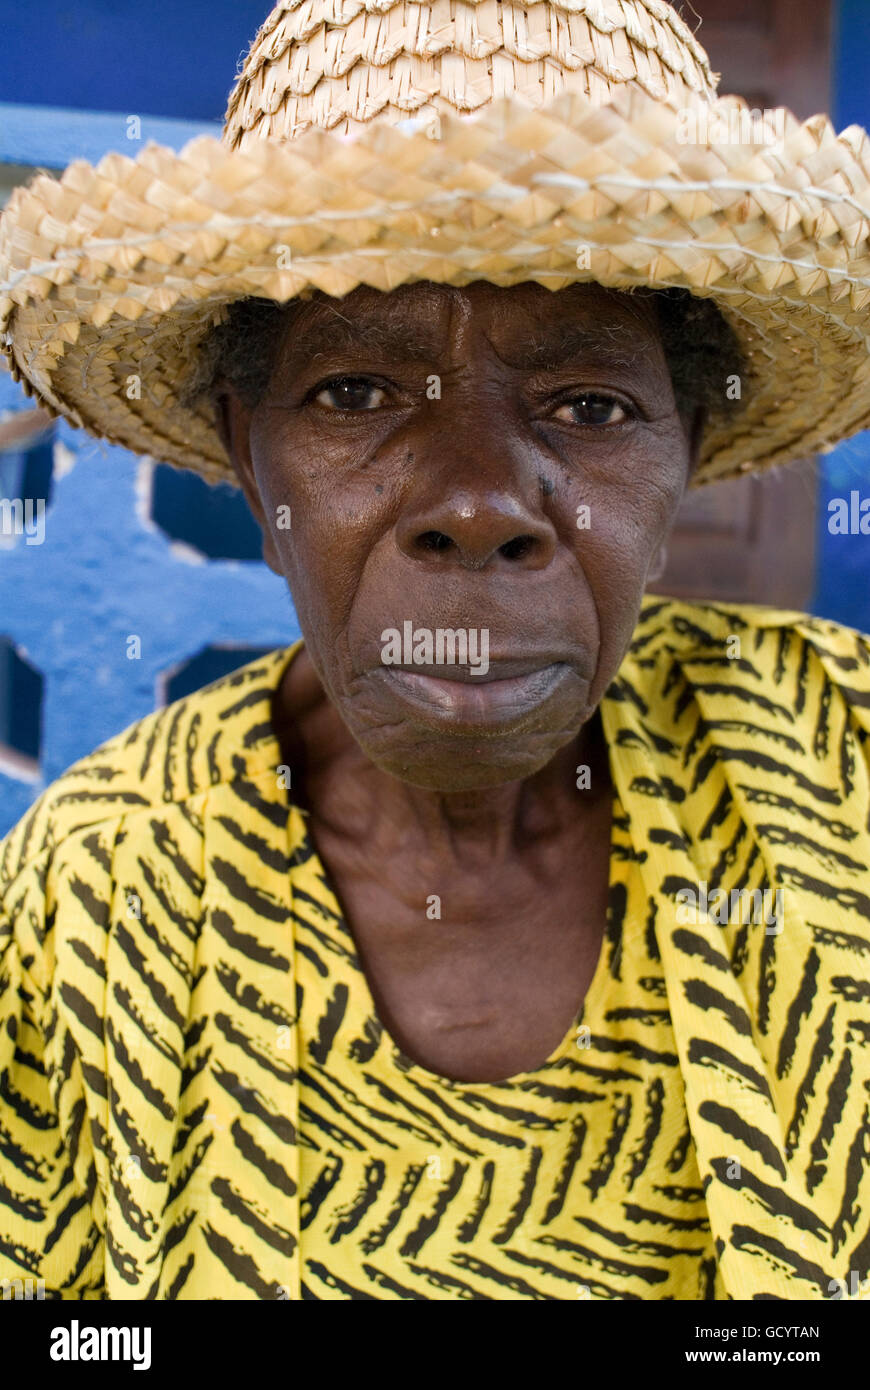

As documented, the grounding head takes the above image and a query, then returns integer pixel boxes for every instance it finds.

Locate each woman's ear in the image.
[211,383,238,464]
[687,405,707,480]
[647,404,706,589]
[646,541,669,585]
[211,384,283,577]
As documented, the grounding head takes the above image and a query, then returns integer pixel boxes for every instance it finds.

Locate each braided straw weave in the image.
[224,0,717,142]
[1,0,869,486]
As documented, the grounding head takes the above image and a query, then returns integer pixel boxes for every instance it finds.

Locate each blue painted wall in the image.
[1,2,272,120]
[0,372,295,832]
[810,0,870,632]
[0,4,294,834]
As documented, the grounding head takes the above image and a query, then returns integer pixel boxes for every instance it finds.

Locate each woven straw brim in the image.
[1,84,870,487]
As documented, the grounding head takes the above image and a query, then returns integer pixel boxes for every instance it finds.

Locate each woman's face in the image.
[220,279,702,791]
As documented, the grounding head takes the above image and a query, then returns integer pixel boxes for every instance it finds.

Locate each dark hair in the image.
[183,285,746,429]
[652,287,746,424]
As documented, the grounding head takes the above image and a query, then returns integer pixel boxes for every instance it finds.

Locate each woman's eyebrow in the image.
[504,322,660,371]
[282,312,658,372]
[284,314,441,365]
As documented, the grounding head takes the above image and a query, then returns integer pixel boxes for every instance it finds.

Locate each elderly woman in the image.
[2,0,870,1303]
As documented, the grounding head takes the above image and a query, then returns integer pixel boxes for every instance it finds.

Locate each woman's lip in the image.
[376,662,575,725]
[379,658,565,684]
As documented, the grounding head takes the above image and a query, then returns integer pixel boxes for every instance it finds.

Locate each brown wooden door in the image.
[654,0,833,608]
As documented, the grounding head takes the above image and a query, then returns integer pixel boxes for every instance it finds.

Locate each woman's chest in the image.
[310,845,612,1083]
[299,775,615,1081]
[291,883,717,1301]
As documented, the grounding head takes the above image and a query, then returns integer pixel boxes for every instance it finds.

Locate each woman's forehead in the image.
[274,280,664,366]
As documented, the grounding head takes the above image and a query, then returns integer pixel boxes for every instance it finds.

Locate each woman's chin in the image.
[338,663,594,790]
[358,725,585,792]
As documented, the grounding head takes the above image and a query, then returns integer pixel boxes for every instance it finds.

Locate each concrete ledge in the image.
[0,102,220,168]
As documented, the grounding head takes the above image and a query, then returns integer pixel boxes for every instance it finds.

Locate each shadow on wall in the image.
[151,464,265,562]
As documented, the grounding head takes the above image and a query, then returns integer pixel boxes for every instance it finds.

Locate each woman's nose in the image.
[395,488,557,571]
[393,390,560,571]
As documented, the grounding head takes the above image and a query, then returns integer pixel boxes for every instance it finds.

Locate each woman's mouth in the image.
[374,661,578,730]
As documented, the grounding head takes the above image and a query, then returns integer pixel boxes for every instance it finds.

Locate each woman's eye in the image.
[552,394,630,426]
[312,377,387,411]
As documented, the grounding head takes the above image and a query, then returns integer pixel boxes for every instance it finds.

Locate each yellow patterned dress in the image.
[2,597,870,1300]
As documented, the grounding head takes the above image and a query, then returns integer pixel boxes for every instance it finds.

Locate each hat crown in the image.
[223,0,718,147]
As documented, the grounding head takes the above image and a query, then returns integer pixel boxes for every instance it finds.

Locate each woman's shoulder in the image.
[639,591,870,649]
[0,644,295,902]
[617,597,870,826]
[635,594,870,710]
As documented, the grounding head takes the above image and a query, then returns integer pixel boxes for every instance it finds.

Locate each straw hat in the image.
[1,0,869,487]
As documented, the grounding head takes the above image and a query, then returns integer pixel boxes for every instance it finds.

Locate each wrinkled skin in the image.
[215,279,704,1082]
